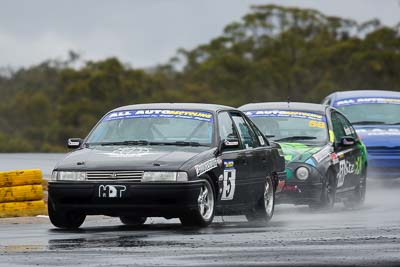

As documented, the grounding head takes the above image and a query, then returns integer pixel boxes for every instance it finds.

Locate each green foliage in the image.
[0,5,399,152]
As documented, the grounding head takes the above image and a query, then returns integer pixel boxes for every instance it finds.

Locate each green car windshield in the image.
[245,110,328,145]
[86,109,214,146]
[334,98,400,125]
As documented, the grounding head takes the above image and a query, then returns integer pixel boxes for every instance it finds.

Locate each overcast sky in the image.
[1,0,399,69]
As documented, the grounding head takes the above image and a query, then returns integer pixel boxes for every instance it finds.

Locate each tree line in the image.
[0,5,399,152]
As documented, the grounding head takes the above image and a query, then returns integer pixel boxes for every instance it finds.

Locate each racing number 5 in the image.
[221,169,236,200]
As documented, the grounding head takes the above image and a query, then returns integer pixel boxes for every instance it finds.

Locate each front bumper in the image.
[276,163,324,205]
[276,182,323,205]
[366,146,400,178]
[367,156,400,179]
[48,180,204,217]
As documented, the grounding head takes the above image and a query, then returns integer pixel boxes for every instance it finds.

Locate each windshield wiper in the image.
[155,141,208,147]
[274,136,317,142]
[97,140,150,146]
[352,120,386,125]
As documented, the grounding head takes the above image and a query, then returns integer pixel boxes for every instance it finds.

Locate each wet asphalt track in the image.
[1,180,400,266]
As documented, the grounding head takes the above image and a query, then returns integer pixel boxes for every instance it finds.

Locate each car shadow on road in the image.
[48,218,286,235]
[276,203,376,215]
[47,219,287,250]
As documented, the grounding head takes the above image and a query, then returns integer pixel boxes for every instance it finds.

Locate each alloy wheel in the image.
[198,183,214,221]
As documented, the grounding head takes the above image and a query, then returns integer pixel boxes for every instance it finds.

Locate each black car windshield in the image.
[333,97,400,125]
[245,110,328,145]
[86,109,214,146]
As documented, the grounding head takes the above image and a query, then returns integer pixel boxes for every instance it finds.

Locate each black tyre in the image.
[344,173,366,208]
[180,178,215,227]
[310,171,336,209]
[48,198,86,229]
[246,176,275,223]
[120,216,147,226]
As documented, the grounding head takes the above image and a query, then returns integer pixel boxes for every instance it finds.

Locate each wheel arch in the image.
[201,172,218,199]
[270,171,279,191]
[324,166,337,185]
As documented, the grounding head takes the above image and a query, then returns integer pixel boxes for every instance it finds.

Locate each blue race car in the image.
[323,90,400,179]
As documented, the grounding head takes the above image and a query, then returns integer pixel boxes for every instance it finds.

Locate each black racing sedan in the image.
[48,103,286,229]
[240,102,368,209]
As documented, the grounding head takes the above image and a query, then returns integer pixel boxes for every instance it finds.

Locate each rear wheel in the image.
[344,173,366,208]
[246,176,275,223]
[48,198,86,229]
[180,179,215,227]
[120,216,147,226]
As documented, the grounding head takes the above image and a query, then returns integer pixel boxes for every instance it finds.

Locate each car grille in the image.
[86,171,144,182]
[367,146,400,157]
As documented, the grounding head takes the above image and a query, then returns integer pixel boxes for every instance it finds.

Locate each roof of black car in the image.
[239,102,327,114]
[112,103,235,113]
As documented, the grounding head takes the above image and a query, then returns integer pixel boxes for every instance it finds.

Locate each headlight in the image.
[296,167,309,180]
[56,171,87,181]
[141,172,188,182]
[50,171,58,181]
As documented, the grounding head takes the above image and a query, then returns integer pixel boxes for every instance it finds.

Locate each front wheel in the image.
[310,171,336,210]
[246,176,275,224]
[48,198,86,229]
[180,179,215,227]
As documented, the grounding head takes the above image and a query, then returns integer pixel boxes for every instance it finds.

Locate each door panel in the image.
[331,112,359,190]
[217,112,249,206]
[230,113,266,204]
[219,150,250,205]
[336,112,362,189]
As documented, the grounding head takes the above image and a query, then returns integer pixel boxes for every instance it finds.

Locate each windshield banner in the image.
[245,110,326,122]
[104,109,213,122]
[334,97,400,107]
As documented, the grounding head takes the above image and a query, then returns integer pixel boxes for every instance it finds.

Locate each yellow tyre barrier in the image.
[0,200,46,218]
[0,185,44,203]
[0,169,47,218]
[0,169,42,187]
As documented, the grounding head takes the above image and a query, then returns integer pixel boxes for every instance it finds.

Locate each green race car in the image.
[240,102,368,209]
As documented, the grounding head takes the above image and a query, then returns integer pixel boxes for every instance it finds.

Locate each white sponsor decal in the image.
[195,158,218,177]
[105,109,213,122]
[344,127,352,136]
[245,110,324,121]
[102,147,153,158]
[221,168,236,200]
[312,146,332,163]
[335,97,400,107]
[98,185,126,198]
[109,111,132,118]
[337,160,354,187]
[258,136,265,146]
[358,128,400,136]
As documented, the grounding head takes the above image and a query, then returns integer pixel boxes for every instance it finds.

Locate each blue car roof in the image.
[331,90,400,101]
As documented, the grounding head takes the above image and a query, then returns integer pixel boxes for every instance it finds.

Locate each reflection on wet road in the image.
[1,181,400,266]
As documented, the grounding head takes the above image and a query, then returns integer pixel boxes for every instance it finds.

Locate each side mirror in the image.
[340,136,355,146]
[218,137,240,151]
[67,138,83,149]
[224,138,239,147]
